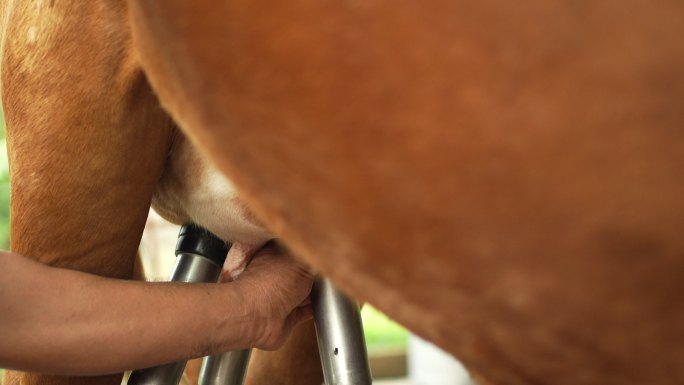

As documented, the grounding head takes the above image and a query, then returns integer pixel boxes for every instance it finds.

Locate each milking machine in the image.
[312,277,373,385]
[127,223,372,385]
[197,350,252,385]
[128,224,251,385]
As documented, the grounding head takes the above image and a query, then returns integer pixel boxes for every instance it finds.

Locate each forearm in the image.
[0,251,249,375]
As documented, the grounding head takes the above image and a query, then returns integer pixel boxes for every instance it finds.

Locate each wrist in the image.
[207,281,255,353]
[231,279,269,348]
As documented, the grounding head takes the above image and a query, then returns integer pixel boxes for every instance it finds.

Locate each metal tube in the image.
[169,253,225,283]
[127,224,229,385]
[126,361,187,385]
[198,349,252,385]
[312,277,373,385]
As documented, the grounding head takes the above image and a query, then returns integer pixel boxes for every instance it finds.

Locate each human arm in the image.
[0,247,312,375]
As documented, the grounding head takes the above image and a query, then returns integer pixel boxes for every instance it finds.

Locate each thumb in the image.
[285,304,314,331]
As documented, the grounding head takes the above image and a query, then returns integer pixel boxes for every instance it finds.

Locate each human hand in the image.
[228,243,314,350]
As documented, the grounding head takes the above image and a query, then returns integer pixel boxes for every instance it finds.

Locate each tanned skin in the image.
[0,249,313,375]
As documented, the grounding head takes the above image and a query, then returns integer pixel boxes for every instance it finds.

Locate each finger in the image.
[299,296,312,307]
[298,265,315,279]
[263,244,313,277]
[286,304,314,329]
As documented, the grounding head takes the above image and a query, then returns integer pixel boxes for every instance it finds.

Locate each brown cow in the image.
[0,1,321,385]
[125,1,684,385]
[3,0,684,384]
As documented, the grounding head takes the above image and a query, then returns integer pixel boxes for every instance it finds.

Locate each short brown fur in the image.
[127,1,684,384]
[0,1,322,385]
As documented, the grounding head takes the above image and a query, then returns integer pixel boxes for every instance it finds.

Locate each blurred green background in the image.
[361,306,407,348]
[0,108,7,381]
[0,108,9,250]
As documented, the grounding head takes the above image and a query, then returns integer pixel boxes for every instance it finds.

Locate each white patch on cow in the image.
[27,26,37,43]
[8,2,65,72]
[185,164,273,247]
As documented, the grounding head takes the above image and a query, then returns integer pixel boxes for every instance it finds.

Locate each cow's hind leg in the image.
[1,1,173,385]
[245,320,322,385]
[1,2,324,385]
